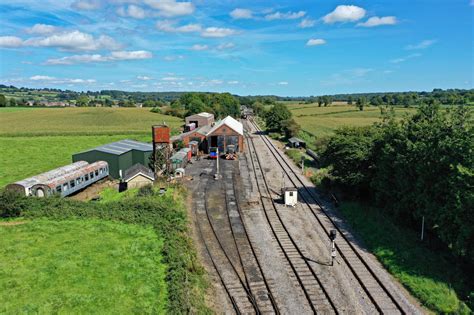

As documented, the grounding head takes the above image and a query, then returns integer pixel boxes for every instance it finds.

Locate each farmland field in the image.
[0,218,167,314]
[285,103,416,137]
[0,107,183,187]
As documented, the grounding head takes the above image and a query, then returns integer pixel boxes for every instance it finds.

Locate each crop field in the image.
[0,107,183,187]
[286,103,416,137]
[0,219,167,314]
[0,107,183,136]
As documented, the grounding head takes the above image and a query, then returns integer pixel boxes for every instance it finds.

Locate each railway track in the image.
[194,168,258,314]
[195,160,279,314]
[244,126,338,314]
[247,117,413,314]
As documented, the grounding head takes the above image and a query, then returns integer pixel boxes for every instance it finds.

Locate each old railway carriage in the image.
[6,161,109,197]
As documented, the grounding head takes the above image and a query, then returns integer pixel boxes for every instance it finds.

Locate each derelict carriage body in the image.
[6,161,109,197]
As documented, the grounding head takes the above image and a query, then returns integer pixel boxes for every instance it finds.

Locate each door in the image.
[36,188,45,197]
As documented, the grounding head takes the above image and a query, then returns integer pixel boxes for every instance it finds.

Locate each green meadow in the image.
[0,107,183,187]
[285,103,416,137]
[0,219,167,314]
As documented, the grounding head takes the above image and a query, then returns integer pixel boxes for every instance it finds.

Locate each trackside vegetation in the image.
[0,186,211,314]
[0,219,167,314]
[318,104,473,313]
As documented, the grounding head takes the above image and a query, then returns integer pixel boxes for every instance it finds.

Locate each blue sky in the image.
[0,0,472,96]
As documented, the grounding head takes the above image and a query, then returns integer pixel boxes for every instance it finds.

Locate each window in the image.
[90,172,94,179]
[85,174,89,181]
[70,180,75,188]
[95,170,99,176]
[63,183,68,191]
[76,178,81,185]
[56,186,62,193]
[99,168,103,174]
[289,191,293,197]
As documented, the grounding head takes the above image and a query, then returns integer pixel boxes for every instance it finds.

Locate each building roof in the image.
[186,112,214,119]
[170,125,211,142]
[123,164,155,182]
[77,139,153,155]
[207,116,243,136]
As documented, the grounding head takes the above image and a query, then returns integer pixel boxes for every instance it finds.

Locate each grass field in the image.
[285,103,416,137]
[0,107,183,136]
[0,107,183,187]
[0,219,167,314]
[340,202,471,314]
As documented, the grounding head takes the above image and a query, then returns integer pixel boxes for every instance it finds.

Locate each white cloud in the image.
[110,50,152,59]
[27,24,57,34]
[357,16,397,27]
[71,0,101,10]
[390,53,421,63]
[265,11,306,21]
[137,75,152,80]
[30,75,55,81]
[227,80,239,84]
[471,0,474,6]
[156,20,202,33]
[323,5,366,24]
[24,31,121,51]
[278,81,288,85]
[29,75,95,84]
[144,0,195,17]
[298,18,315,28]
[230,8,253,19]
[0,36,23,48]
[161,76,184,81]
[406,39,437,50]
[201,27,238,38]
[117,5,146,19]
[351,68,373,77]
[191,44,208,51]
[217,42,235,50]
[306,38,326,46]
[44,50,152,65]
[163,55,184,61]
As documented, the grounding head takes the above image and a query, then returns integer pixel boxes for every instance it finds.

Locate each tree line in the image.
[318,104,473,264]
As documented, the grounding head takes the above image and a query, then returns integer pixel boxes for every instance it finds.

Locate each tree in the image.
[9,98,17,107]
[265,103,292,132]
[347,96,353,105]
[281,118,301,138]
[317,97,323,107]
[143,99,156,107]
[0,94,6,107]
[322,95,332,107]
[356,96,367,111]
[76,95,90,107]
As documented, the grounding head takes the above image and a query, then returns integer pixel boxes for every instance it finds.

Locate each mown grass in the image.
[0,218,167,314]
[286,104,416,138]
[0,107,183,136]
[0,107,39,113]
[0,135,148,188]
[340,202,472,314]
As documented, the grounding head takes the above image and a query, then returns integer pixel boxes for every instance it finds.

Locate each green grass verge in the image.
[0,218,167,314]
[339,202,472,314]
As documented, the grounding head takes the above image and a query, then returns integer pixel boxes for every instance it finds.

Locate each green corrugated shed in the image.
[72,139,153,179]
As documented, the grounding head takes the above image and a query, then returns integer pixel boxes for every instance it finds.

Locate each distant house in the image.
[123,164,155,189]
[288,137,306,149]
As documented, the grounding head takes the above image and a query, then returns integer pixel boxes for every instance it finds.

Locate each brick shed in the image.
[185,112,214,128]
[206,116,244,153]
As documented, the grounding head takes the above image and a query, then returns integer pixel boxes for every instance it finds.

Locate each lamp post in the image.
[329,229,337,266]
[214,148,220,180]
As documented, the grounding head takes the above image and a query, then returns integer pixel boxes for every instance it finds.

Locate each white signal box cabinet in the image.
[283,187,298,207]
